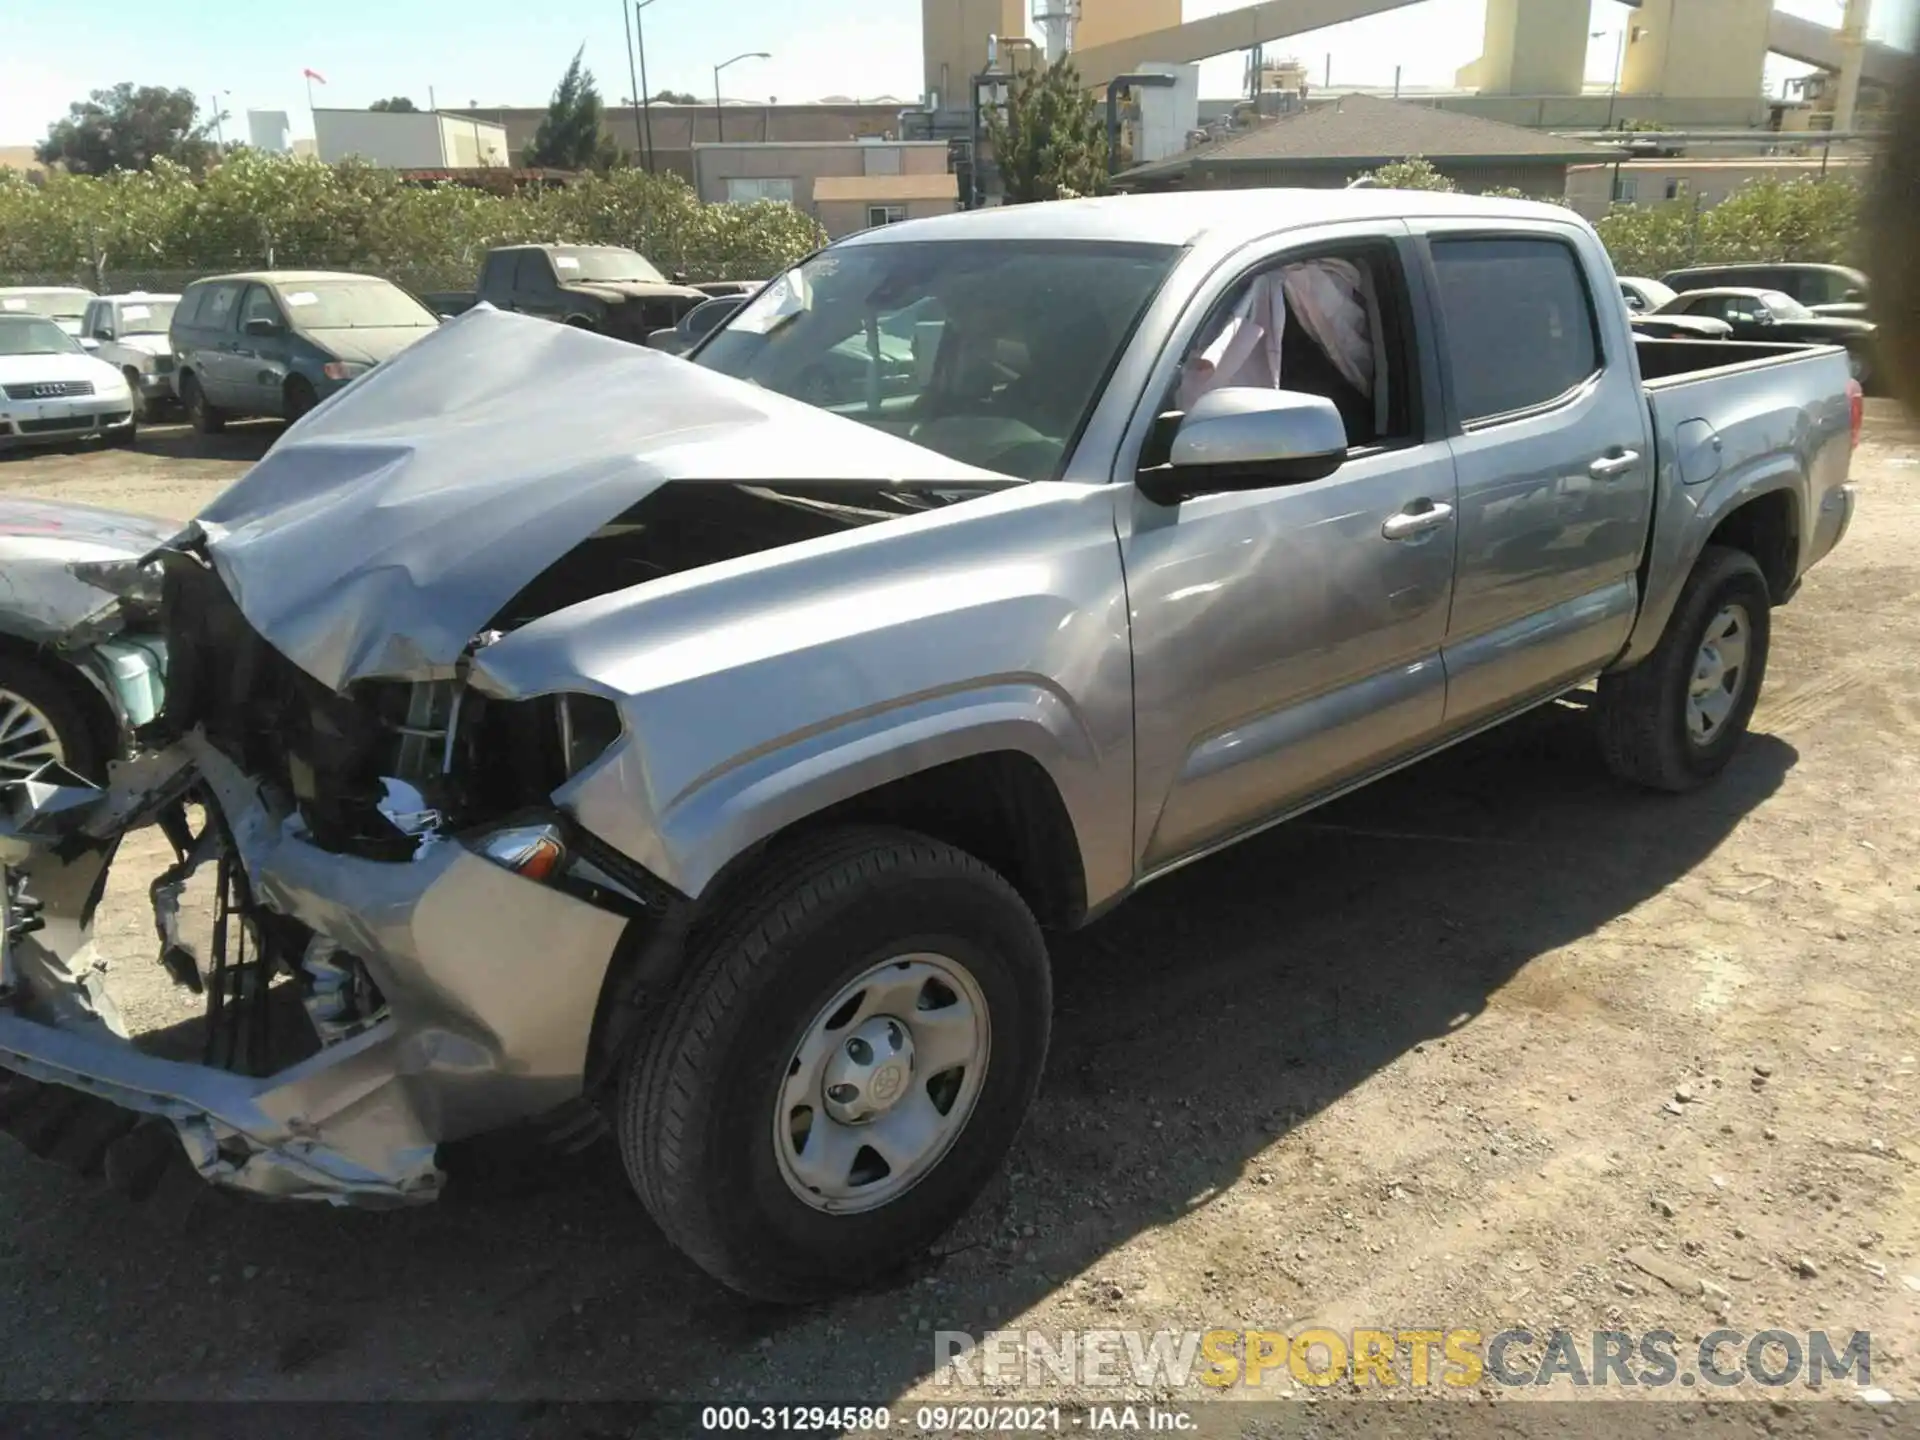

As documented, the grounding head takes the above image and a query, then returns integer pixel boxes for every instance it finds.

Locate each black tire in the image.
[1596,544,1772,792]
[0,655,105,783]
[122,368,148,422]
[284,376,318,424]
[179,372,225,434]
[618,826,1052,1302]
[108,418,138,449]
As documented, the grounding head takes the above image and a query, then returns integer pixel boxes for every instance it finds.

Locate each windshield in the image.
[115,299,178,335]
[696,240,1179,481]
[1628,279,1675,310]
[0,317,81,355]
[1761,291,1813,319]
[551,247,667,284]
[0,291,90,321]
[279,281,436,330]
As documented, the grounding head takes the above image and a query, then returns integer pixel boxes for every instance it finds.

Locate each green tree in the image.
[983,58,1109,204]
[526,48,619,171]
[1349,156,1455,191]
[35,84,218,175]
[651,90,702,105]
[370,96,421,113]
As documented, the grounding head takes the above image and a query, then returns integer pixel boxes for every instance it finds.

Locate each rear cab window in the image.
[1430,235,1601,426]
[513,251,554,291]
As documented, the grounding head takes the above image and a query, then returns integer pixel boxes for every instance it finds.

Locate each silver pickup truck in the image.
[0,191,1859,1303]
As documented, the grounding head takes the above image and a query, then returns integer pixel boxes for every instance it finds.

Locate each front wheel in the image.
[122,368,149,422]
[0,656,103,783]
[618,827,1052,1302]
[1596,544,1772,791]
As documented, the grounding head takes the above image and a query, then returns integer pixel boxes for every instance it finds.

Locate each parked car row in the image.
[0,251,763,448]
[1616,262,1880,389]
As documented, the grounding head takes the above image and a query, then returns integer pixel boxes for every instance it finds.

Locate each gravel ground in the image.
[0,411,1914,1422]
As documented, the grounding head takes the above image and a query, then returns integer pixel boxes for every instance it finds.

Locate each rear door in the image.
[1417,225,1655,727]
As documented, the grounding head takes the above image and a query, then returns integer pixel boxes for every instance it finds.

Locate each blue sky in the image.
[1,0,1912,146]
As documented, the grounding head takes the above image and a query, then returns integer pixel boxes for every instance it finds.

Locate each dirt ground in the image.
[0,413,1915,1423]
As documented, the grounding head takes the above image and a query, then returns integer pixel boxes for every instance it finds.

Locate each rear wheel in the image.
[0,656,103,783]
[617,827,1052,1302]
[1596,545,1772,791]
[180,372,225,434]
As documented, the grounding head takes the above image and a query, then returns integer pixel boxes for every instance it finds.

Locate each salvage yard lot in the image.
[0,411,1915,1408]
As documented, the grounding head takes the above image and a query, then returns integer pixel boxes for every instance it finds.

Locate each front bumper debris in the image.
[0,730,629,1206]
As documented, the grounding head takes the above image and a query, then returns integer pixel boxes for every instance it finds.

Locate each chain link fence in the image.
[0,260,472,301]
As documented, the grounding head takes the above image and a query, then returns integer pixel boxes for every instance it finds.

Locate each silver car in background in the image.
[78,294,181,419]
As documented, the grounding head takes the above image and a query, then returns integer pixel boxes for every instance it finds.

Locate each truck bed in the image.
[1633,334,1841,386]
[1617,334,1857,671]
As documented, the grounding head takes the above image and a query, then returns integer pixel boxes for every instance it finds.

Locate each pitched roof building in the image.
[1115,94,1612,198]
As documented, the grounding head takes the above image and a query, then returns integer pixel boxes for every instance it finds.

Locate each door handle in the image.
[1381,500,1454,540]
[1589,449,1642,478]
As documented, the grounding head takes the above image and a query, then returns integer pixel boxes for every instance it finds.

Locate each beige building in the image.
[1074,0,1183,53]
[1117,93,1608,197]
[0,146,48,179]
[450,102,907,185]
[313,109,509,168]
[1564,154,1875,221]
[1457,0,1590,97]
[921,0,1024,111]
[693,141,958,237]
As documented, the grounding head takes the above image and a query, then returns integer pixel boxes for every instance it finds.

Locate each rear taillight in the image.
[1847,379,1864,450]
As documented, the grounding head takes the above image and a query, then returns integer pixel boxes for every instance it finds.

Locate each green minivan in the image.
[169,270,440,431]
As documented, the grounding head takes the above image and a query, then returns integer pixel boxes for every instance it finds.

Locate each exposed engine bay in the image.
[0,307,1015,1206]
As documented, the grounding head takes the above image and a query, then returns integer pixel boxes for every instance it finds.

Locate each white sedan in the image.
[0,315,139,451]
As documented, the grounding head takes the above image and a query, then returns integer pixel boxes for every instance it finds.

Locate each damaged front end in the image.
[0,308,1014,1208]
[0,535,659,1206]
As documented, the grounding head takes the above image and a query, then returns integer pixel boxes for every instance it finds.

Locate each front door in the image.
[235,284,291,414]
[1123,234,1460,873]
[1420,228,1654,727]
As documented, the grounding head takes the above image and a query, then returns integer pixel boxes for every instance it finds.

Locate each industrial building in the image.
[692,140,960,236]
[1116,93,1610,195]
[312,108,510,168]
[913,0,1896,205]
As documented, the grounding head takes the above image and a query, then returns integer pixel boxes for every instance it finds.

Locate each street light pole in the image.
[621,0,645,164]
[714,51,770,145]
[1591,28,1626,129]
[636,0,658,172]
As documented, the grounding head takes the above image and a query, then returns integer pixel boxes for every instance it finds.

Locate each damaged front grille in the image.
[147,542,625,864]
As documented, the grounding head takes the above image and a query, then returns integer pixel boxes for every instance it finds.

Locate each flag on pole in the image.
[303,68,327,83]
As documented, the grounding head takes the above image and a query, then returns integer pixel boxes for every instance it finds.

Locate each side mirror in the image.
[78,336,100,351]
[1137,388,1347,506]
[243,316,282,337]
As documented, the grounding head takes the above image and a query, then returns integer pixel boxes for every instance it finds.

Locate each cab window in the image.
[1170,243,1416,451]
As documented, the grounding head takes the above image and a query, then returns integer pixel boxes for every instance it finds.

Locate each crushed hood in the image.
[190,306,1009,693]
